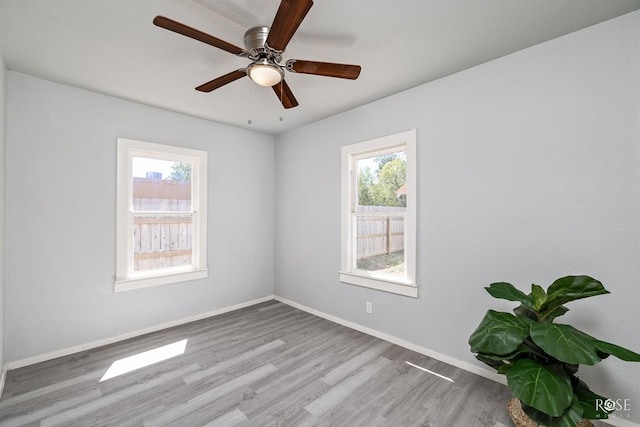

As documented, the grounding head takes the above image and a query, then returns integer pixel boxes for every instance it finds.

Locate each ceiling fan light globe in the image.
[249,63,283,87]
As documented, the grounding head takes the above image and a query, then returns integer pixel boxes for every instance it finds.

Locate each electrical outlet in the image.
[366,301,373,314]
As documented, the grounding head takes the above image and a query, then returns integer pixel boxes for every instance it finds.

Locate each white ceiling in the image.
[1,0,639,135]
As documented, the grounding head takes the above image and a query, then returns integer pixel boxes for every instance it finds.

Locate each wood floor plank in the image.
[202,408,248,427]
[305,356,393,416]
[320,339,391,385]
[314,357,426,426]
[143,364,278,427]
[0,301,533,426]
[0,390,102,427]
[183,339,285,384]
[237,378,329,427]
[0,370,103,411]
[239,353,333,418]
[39,363,200,427]
[175,387,253,427]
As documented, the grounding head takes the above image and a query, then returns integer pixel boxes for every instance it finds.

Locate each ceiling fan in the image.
[153,0,361,109]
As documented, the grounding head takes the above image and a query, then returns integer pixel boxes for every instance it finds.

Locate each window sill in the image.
[339,271,418,298]
[115,268,208,292]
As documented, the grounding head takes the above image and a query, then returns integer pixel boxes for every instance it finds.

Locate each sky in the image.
[132,157,175,179]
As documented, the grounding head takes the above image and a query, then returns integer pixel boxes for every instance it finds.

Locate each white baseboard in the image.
[273,295,506,385]
[6,295,274,370]
[0,365,6,399]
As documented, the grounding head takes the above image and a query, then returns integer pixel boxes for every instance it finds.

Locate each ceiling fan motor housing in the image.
[244,26,269,51]
[244,26,282,63]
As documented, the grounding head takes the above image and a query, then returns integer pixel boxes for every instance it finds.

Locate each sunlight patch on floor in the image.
[405,361,455,383]
[100,339,188,382]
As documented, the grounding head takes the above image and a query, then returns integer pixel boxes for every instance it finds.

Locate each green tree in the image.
[358,155,406,207]
[168,162,191,182]
[376,158,406,207]
[358,166,375,206]
[374,153,398,172]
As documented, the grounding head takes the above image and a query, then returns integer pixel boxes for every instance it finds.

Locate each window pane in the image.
[356,150,407,211]
[355,149,406,277]
[132,157,192,212]
[133,214,193,272]
[355,215,405,277]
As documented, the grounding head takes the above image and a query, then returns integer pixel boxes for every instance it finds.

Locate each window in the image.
[115,138,207,292]
[340,130,417,297]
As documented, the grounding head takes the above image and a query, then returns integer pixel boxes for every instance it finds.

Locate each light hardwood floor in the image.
[0,300,518,426]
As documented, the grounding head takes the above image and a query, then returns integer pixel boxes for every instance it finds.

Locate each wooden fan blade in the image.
[288,60,361,79]
[266,0,313,51]
[153,16,244,55]
[196,70,246,92]
[272,80,299,109]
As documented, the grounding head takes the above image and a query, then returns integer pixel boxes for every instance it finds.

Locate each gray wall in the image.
[0,47,6,377]
[275,11,640,423]
[6,72,275,362]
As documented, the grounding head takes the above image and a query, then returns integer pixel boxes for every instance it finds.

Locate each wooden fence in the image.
[133,214,193,272]
[132,178,193,272]
[356,206,405,259]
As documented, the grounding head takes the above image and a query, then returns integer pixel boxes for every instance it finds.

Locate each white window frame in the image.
[340,130,417,298]
[115,138,208,292]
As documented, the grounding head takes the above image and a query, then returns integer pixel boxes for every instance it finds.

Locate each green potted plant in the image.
[468,275,640,427]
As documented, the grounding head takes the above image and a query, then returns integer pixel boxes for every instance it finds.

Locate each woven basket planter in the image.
[508,398,594,427]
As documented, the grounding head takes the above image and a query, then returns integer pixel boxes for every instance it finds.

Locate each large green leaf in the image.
[498,364,513,375]
[475,345,535,370]
[475,354,507,371]
[522,403,553,425]
[513,304,537,321]
[574,380,611,420]
[549,395,585,427]
[507,358,573,417]
[541,305,569,323]
[485,282,534,309]
[469,310,530,355]
[594,339,640,362]
[524,396,584,427]
[530,322,601,365]
[541,276,609,315]
[531,284,547,310]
